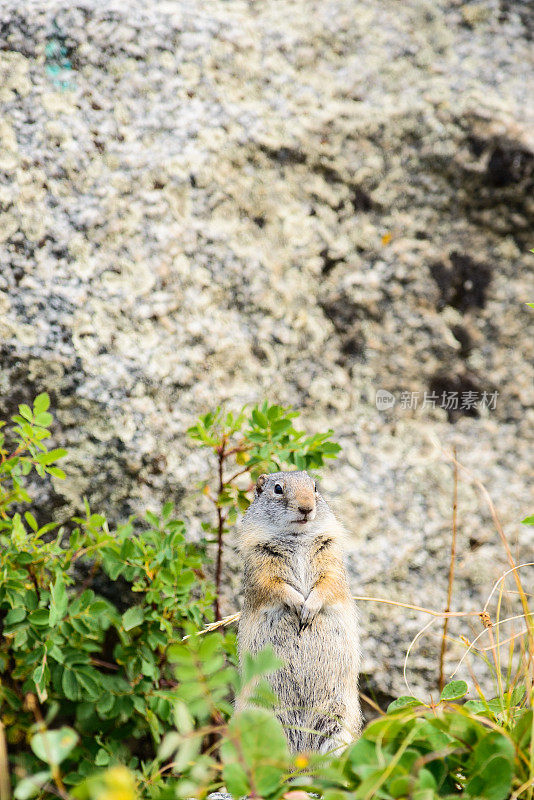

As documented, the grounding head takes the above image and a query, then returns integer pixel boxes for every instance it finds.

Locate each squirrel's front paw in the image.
[284,586,305,617]
[299,593,322,632]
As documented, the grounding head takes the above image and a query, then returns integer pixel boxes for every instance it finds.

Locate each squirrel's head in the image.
[239,470,340,546]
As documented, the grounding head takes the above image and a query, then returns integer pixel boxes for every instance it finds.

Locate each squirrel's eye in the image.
[314,483,317,492]
[274,483,283,495]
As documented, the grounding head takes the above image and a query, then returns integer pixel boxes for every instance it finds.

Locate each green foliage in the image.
[3,396,534,800]
[322,705,522,800]
[187,401,340,616]
[2,396,342,798]
[187,401,340,530]
[0,397,215,792]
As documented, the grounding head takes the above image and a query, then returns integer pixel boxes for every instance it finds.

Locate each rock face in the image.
[0,0,532,701]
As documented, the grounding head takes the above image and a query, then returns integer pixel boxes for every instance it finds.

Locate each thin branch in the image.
[213,441,226,624]
[226,465,253,484]
[182,613,241,641]
[183,598,480,642]
[438,442,532,632]
[449,614,527,678]
[352,596,478,619]
[483,563,534,613]
[0,722,10,800]
[439,446,458,692]
[359,691,386,716]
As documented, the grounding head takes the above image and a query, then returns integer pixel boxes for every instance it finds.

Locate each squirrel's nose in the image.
[298,505,314,516]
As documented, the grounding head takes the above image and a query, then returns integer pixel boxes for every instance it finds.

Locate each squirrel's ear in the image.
[255,474,267,495]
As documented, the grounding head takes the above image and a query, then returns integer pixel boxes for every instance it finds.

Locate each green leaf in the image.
[390,775,413,797]
[440,680,468,702]
[61,669,79,701]
[521,514,534,525]
[241,646,284,685]
[47,467,66,479]
[31,727,78,766]
[122,606,144,631]
[464,700,486,714]
[509,684,526,705]
[29,609,51,627]
[34,411,53,428]
[19,404,33,421]
[5,606,26,625]
[465,755,513,800]
[256,764,286,796]
[49,574,68,627]
[34,393,50,414]
[322,792,352,800]
[270,419,292,437]
[347,737,379,767]
[222,762,249,798]
[24,511,38,531]
[33,659,50,699]
[145,510,159,528]
[221,709,289,797]
[251,408,268,428]
[96,693,115,716]
[95,748,110,766]
[512,709,532,749]
[12,513,27,546]
[166,735,201,771]
[464,730,514,800]
[387,696,424,712]
[36,448,67,466]
[13,771,51,800]
[174,700,194,734]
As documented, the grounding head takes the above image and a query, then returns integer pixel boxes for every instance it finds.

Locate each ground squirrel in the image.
[236,470,361,754]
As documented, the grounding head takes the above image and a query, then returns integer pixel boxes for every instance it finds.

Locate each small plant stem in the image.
[227,464,252,483]
[26,695,69,799]
[485,623,503,700]
[364,728,418,800]
[359,691,386,716]
[0,721,10,800]
[191,600,478,639]
[439,446,458,692]
[213,441,226,621]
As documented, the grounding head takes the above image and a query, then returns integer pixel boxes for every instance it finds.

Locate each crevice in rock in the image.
[428,371,485,422]
[498,0,534,40]
[450,323,473,358]
[320,247,346,275]
[486,145,533,188]
[430,251,492,313]
[258,143,307,165]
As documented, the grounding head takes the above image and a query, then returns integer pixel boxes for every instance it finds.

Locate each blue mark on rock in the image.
[45,21,76,91]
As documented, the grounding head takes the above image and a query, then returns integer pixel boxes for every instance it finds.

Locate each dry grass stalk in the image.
[0,721,10,800]
[439,446,458,692]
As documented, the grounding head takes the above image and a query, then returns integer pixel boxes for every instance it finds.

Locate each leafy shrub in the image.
[0,395,215,791]
[2,395,533,800]
[320,694,530,800]
[187,402,340,617]
[1,397,341,797]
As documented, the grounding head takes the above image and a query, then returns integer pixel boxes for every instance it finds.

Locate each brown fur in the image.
[236,470,361,754]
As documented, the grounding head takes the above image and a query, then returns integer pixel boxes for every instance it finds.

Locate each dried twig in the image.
[439,446,458,692]
[436,441,532,633]
[182,599,479,643]
[182,612,241,640]
[0,721,10,800]
[213,442,227,621]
